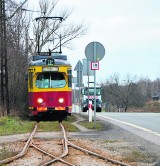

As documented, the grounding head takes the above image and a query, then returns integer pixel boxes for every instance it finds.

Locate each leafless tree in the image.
[137,78,152,101]
[30,0,88,54]
[0,0,88,117]
[101,74,144,112]
[0,0,31,116]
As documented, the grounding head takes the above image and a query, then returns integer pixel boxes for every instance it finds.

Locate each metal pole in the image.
[74,83,76,112]
[93,43,96,128]
[78,63,80,113]
[87,59,90,121]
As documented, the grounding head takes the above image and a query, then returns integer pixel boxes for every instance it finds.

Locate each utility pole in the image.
[0,0,10,115]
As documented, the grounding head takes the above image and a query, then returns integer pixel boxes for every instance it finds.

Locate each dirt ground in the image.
[1,138,149,166]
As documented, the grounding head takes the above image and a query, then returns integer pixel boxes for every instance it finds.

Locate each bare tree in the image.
[0,0,88,117]
[137,78,152,101]
[30,0,88,54]
[101,74,144,112]
[0,0,30,116]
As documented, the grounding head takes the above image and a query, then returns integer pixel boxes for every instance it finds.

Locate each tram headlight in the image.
[59,98,64,103]
[37,98,43,104]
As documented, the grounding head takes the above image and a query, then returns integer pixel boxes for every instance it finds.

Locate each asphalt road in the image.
[97,112,160,147]
[99,112,160,133]
[73,105,160,147]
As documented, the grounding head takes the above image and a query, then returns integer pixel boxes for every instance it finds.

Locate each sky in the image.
[25,0,160,83]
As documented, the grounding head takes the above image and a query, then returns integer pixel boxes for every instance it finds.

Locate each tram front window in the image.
[36,73,66,88]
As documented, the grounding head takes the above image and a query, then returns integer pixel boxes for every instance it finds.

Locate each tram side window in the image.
[67,69,72,88]
[36,73,66,88]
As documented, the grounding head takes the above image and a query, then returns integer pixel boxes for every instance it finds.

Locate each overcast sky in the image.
[27,0,160,83]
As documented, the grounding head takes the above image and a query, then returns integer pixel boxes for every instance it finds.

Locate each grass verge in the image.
[78,120,104,130]
[0,115,78,136]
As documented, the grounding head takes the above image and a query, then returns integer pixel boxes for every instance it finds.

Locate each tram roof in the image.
[29,54,71,66]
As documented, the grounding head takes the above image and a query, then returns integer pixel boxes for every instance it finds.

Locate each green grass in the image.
[0,116,35,135]
[104,140,119,144]
[79,120,104,130]
[0,115,78,136]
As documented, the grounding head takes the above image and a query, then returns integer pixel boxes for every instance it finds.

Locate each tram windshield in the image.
[36,73,66,88]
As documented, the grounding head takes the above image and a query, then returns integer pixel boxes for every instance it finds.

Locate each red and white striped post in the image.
[88,100,92,122]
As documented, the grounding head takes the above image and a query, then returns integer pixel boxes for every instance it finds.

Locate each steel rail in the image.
[60,122,69,157]
[40,122,130,166]
[67,140,130,166]
[31,142,73,166]
[0,123,38,165]
[39,122,74,166]
[0,122,130,166]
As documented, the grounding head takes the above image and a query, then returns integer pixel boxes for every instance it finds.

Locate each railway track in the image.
[0,122,130,166]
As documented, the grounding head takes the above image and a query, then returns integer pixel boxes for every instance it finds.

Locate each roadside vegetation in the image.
[0,115,79,136]
[79,120,104,130]
[0,113,106,136]
[103,101,160,113]
[100,74,160,112]
[143,101,160,112]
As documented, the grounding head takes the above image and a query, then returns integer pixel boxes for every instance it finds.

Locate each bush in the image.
[143,101,160,112]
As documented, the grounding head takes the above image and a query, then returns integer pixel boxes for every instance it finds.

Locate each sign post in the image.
[85,41,105,126]
[74,60,83,113]
[88,100,92,122]
[82,58,94,121]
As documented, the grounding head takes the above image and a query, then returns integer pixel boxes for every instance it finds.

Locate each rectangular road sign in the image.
[91,62,99,70]
[83,59,94,76]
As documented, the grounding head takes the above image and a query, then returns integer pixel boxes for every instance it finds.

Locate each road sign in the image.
[75,83,84,87]
[74,60,83,71]
[84,41,106,127]
[77,71,83,85]
[74,60,83,85]
[72,77,77,83]
[85,41,105,62]
[91,62,99,70]
[83,59,94,76]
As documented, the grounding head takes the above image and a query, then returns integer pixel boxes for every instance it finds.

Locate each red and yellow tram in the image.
[28,54,72,120]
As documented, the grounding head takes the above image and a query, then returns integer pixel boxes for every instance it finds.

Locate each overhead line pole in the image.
[0,0,10,115]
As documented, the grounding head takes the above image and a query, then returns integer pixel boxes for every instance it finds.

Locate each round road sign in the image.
[85,41,105,61]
